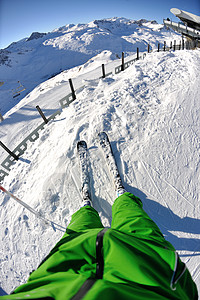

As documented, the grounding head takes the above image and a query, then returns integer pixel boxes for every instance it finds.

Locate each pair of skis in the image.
[77,132,124,202]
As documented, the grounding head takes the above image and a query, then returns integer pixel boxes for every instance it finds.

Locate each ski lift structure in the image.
[12,81,26,98]
[164,8,200,48]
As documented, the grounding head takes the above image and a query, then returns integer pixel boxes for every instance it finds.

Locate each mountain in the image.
[1,17,199,295]
[0,17,180,116]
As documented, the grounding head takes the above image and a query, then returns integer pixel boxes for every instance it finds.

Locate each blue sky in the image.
[0,0,200,49]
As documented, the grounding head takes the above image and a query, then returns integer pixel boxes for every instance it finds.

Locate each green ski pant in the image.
[67,192,165,241]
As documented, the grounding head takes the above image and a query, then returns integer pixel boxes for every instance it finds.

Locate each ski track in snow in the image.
[0,49,200,294]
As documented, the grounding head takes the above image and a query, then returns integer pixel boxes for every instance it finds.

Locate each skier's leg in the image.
[36,205,103,269]
[67,205,104,232]
[111,192,165,240]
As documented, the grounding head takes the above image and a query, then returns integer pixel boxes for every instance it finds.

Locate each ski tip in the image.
[77,140,87,150]
[97,132,110,144]
[98,131,108,139]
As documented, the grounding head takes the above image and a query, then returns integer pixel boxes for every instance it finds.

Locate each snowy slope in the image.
[0,48,200,295]
[0,17,180,116]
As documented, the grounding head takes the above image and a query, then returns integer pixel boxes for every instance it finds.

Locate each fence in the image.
[0,39,196,183]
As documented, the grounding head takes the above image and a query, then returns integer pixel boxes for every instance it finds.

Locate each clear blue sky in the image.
[0,0,200,49]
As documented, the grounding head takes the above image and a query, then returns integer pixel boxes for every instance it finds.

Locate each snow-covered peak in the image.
[93,17,159,34]
[52,24,76,33]
[93,16,157,25]
[26,32,47,42]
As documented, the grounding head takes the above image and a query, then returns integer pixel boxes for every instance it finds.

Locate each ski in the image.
[97,132,124,192]
[77,140,91,201]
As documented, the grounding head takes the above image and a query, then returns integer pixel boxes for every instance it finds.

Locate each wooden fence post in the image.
[163,41,166,51]
[137,48,139,60]
[36,105,48,124]
[0,141,19,160]
[121,52,125,71]
[174,40,176,51]
[157,43,160,52]
[148,44,150,53]
[0,113,4,122]
[182,39,184,50]
[170,41,172,49]
[69,78,76,100]
[102,64,106,78]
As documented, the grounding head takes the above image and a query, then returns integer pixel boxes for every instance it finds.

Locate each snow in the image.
[0,17,200,295]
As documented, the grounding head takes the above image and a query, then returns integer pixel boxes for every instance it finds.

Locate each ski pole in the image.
[0,185,65,231]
